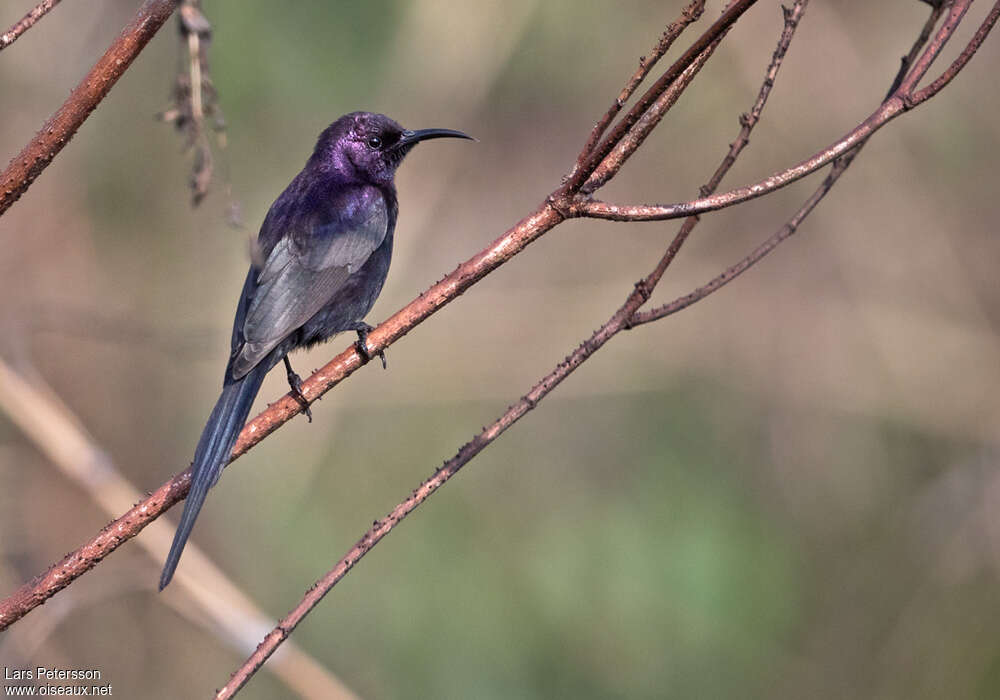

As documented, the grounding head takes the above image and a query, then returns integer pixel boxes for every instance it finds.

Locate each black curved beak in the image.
[394,128,475,150]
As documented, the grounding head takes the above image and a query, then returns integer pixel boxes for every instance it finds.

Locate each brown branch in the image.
[911,0,1000,104]
[630,153,848,327]
[629,0,990,322]
[896,0,970,95]
[217,2,812,695]
[570,96,897,222]
[570,0,994,224]
[0,0,180,218]
[580,17,730,195]
[885,0,948,99]
[561,0,760,195]
[571,0,706,173]
[0,0,61,52]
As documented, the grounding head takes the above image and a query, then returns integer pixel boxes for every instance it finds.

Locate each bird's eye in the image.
[366,135,382,149]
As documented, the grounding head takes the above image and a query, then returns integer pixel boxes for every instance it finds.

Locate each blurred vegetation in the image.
[1,1,999,698]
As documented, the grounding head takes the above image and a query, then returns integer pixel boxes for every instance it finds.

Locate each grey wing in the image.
[230,201,389,379]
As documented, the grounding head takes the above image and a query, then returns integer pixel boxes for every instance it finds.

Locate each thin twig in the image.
[159,0,231,207]
[570,0,991,223]
[217,3,811,695]
[629,0,985,325]
[0,0,180,217]
[580,18,730,195]
[911,0,1000,104]
[572,0,706,172]
[0,0,61,52]
[896,0,970,96]
[570,95,893,222]
[630,155,847,327]
[886,0,949,98]
[561,0,759,195]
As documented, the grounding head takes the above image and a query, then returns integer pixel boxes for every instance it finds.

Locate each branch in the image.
[885,0,948,99]
[0,0,61,52]
[570,98,894,221]
[562,0,760,195]
[630,151,848,327]
[0,0,180,218]
[625,0,973,326]
[896,0,970,94]
[570,0,997,224]
[571,0,705,175]
[580,12,732,195]
[911,0,1000,104]
[632,0,1000,322]
[217,2,812,695]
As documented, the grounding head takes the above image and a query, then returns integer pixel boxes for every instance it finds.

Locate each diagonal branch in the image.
[580,11,732,195]
[571,0,705,174]
[0,0,180,218]
[911,0,1000,104]
[571,96,896,222]
[0,0,62,52]
[896,0,970,95]
[217,2,812,695]
[561,0,759,195]
[886,0,949,99]
[629,151,849,328]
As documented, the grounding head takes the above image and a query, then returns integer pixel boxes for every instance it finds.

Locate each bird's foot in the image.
[283,356,312,422]
[351,322,387,370]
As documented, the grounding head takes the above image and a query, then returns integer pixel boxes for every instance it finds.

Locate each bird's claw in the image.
[353,323,387,369]
[283,357,312,422]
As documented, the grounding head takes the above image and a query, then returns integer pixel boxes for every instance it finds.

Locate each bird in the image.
[159,112,472,590]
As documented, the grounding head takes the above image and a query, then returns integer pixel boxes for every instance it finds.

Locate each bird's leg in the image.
[348,321,387,370]
[282,355,312,422]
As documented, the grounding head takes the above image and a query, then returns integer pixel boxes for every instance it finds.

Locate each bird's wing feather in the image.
[230,192,389,378]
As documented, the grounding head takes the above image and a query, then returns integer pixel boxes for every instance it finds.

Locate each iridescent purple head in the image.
[311,111,472,186]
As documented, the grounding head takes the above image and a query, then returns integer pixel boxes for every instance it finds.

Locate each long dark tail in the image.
[159,364,268,590]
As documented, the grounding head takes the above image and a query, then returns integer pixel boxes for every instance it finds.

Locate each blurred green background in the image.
[2,1,999,698]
